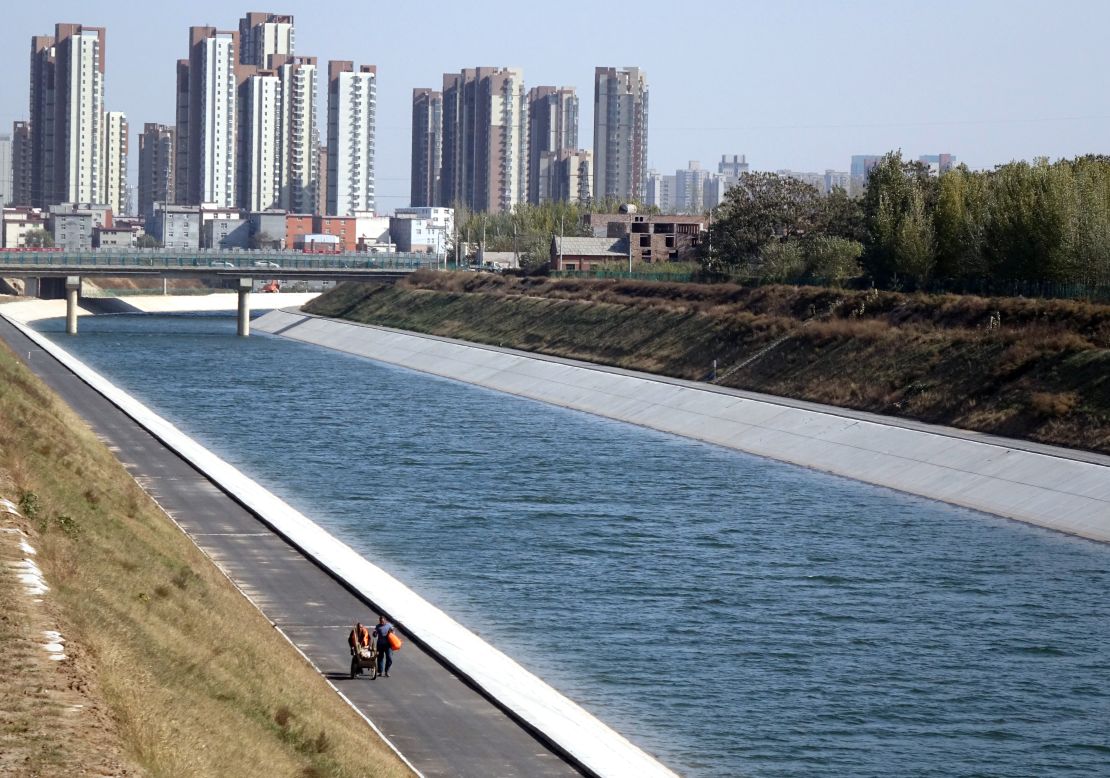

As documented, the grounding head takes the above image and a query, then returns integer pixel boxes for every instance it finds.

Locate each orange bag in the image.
[387,631,403,651]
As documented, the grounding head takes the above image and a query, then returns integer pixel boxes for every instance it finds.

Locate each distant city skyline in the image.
[2,0,1108,211]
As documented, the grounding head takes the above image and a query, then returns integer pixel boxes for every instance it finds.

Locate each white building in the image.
[489,68,528,213]
[824,170,851,193]
[245,72,283,212]
[391,206,453,254]
[239,12,295,67]
[62,27,106,205]
[675,161,713,214]
[191,30,238,208]
[278,57,319,214]
[104,111,128,215]
[353,210,392,250]
[327,62,377,216]
[645,170,675,212]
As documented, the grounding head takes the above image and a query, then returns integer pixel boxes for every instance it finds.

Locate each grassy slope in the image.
[305,272,1110,455]
[0,342,410,777]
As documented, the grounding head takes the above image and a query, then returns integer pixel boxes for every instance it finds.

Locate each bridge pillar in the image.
[237,278,252,337]
[65,276,81,335]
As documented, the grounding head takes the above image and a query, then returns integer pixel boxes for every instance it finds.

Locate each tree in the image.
[932,165,988,280]
[704,172,823,273]
[800,235,864,283]
[250,232,279,250]
[135,234,162,249]
[819,186,866,243]
[862,152,938,284]
[22,228,54,248]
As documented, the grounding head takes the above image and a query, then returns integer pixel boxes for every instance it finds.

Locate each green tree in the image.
[820,186,867,243]
[862,152,938,283]
[757,240,806,282]
[23,228,54,248]
[932,165,988,280]
[800,235,864,283]
[135,234,162,249]
[705,172,822,273]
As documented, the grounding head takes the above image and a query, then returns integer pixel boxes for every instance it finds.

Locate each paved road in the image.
[0,318,583,778]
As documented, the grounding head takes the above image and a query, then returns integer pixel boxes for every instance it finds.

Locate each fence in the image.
[549,269,1110,304]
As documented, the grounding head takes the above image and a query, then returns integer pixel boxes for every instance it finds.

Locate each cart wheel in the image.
[368,659,378,680]
[350,655,359,679]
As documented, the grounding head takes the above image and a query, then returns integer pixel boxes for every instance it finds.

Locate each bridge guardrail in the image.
[0,248,440,272]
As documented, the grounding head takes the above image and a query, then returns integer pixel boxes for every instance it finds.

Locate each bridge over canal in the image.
[0,248,440,336]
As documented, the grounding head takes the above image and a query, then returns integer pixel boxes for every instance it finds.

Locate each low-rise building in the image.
[390,207,454,254]
[48,203,112,251]
[248,210,288,248]
[1,206,46,248]
[316,216,357,253]
[354,211,392,251]
[285,214,316,250]
[94,226,137,248]
[149,203,201,249]
[581,211,706,263]
[294,233,340,251]
[549,236,629,272]
[203,217,250,249]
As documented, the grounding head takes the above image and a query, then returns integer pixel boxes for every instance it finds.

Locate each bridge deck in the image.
[0,248,440,277]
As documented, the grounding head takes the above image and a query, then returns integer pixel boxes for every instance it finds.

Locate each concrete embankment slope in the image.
[255,308,1110,543]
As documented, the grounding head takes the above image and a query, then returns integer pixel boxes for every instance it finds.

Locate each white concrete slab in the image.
[254,309,1110,544]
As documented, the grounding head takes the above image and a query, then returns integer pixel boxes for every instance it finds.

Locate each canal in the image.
[40,313,1110,777]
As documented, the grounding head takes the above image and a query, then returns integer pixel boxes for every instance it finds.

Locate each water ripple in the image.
[42,314,1110,778]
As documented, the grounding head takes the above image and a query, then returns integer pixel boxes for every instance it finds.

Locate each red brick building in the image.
[581,212,706,264]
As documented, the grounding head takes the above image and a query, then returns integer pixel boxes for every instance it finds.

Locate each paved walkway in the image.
[0,318,582,778]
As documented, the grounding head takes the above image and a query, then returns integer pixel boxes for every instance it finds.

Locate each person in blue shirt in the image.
[373,615,395,678]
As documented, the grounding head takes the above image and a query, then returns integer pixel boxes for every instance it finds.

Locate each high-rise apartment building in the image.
[718,154,749,178]
[28,24,107,208]
[278,56,319,214]
[645,170,675,212]
[138,123,175,218]
[919,153,957,175]
[176,27,239,207]
[326,61,377,216]
[526,86,578,204]
[824,169,851,193]
[0,134,11,206]
[243,70,283,212]
[439,67,527,213]
[236,14,317,213]
[593,67,648,203]
[239,12,294,67]
[316,143,328,215]
[410,88,443,208]
[103,112,128,215]
[536,149,592,205]
[11,122,32,206]
[850,154,882,195]
[674,161,713,213]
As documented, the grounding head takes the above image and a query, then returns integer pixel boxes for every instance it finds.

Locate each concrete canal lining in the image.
[254,308,1110,544]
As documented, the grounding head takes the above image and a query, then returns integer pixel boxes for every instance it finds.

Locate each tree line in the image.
[704,152,1110,289]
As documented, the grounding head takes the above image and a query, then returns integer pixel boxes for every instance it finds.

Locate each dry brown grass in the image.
[0,342,411,778]
[306,275,1110,454]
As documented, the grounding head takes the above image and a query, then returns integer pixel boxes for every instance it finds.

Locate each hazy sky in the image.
[2,0,1107,211]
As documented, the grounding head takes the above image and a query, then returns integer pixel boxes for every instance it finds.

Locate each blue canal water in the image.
[40,314,1110,777]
